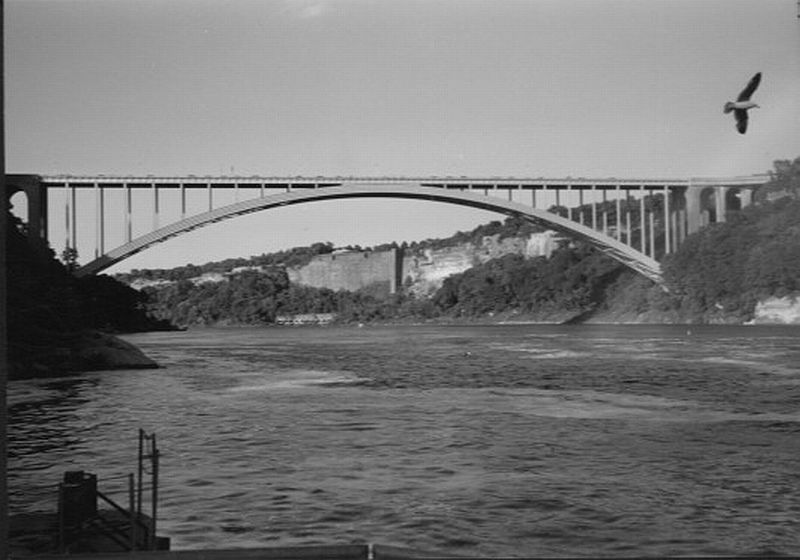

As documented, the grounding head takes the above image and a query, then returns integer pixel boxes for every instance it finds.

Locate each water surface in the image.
[8,324,800,557]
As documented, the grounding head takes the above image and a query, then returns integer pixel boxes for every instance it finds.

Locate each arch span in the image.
[76,184,662,282]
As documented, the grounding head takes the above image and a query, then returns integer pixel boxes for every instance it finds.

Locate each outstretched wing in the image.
[737,72,761,101]
[734,108,748,134]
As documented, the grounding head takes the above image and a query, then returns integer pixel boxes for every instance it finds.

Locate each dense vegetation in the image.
[132,157,800,327]
[6,214,174,378]
[115,242,336,284]
[10,158,797,376]
[663,198,800,321]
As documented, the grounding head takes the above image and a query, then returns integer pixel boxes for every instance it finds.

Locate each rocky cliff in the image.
[402,231,561,297]
[282,231,563,297]
[750,296,800,324]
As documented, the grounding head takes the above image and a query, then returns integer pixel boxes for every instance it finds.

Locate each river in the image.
[7,324,800,557]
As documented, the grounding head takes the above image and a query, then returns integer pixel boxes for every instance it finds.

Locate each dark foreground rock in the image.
[9,329,158,380]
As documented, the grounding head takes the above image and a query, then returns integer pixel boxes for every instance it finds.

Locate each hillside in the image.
[118,157,800,327]
[6,213,175,379]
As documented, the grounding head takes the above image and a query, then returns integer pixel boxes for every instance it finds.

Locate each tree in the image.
[60,246,80,272]
[754,156,800,203]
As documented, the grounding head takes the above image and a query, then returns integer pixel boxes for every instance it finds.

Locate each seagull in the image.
[723,72,762,134]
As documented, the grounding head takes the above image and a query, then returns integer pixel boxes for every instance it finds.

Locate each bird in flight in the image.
[723,72,762,134]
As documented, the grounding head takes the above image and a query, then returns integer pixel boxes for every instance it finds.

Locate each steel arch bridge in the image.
[6,174,769,284]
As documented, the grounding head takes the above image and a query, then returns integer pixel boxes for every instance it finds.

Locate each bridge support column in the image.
[740,189,753,208]
[639,189,646,253]
[715,186,727,224]
[125,184,132,244]
[180,183,186,219]
[152,183,160,230]
[685,186,702,235]
[95,183,104,258]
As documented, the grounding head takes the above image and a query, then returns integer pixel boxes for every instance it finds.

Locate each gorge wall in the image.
[285,231,562,296]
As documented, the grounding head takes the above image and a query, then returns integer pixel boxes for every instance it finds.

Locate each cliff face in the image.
[282,232,561,297]
[287,249,401,294]
[750,296,800,324]
[402,232,561,297]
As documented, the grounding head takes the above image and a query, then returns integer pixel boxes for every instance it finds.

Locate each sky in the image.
[5,0,800,272]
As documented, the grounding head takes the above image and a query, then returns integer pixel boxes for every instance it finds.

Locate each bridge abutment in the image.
[5,174,48,244]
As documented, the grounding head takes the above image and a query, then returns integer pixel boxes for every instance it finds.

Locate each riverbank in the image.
[8,330,159,380]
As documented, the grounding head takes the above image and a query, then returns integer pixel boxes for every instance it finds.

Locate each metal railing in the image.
[57,429,162,553]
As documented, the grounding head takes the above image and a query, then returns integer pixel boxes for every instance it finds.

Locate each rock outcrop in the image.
[750,296,800,324]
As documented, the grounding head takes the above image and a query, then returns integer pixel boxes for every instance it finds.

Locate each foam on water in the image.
[227,369,367,392]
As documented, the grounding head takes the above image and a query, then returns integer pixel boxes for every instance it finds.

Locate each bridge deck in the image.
[37,174,769,189]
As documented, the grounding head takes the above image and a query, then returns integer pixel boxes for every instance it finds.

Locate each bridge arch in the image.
[76,184,663,283]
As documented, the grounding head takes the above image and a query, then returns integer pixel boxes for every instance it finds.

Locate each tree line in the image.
[137,156,800,326]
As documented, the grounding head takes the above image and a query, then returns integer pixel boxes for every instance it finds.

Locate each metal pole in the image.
[649,211,655,257]
[137,429,144,522]
[591,185,597,230]
[207,182,213,212]
[615,186,621,241]
[151,435,159,550]
[129,473,137,550]
[663,186,671,254]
